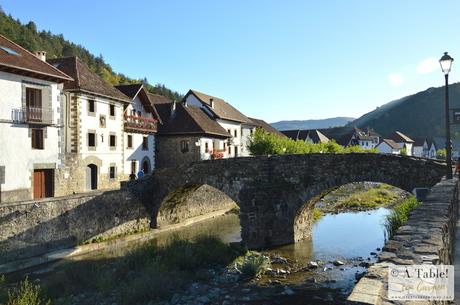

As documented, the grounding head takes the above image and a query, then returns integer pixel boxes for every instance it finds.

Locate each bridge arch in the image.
[143,153,446,249]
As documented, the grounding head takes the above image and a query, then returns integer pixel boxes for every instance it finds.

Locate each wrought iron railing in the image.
[124,114,158,133]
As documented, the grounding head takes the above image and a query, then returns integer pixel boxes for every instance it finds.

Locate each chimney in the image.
[171,100,177,117]
[210,98,214,109]
[34,51,47,62]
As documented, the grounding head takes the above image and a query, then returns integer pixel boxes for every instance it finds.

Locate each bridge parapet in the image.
[348,178,459,304]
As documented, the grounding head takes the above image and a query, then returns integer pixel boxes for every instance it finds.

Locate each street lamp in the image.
[440,52,454,179]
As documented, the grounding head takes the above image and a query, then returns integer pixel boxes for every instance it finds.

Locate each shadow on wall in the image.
[0,188,151,263]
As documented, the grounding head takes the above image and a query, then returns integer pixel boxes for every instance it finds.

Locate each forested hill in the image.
[348,82,460,139]
[0,9,182,101]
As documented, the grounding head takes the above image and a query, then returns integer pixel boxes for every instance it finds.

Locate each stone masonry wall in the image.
[156,135,201,169]
[156,184,238,227]
[0,189,150,263]
[348,178,459,304]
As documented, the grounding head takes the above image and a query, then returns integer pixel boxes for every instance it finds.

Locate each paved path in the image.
[455,202,460,304]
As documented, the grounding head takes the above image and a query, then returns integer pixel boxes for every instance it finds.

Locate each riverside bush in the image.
[248,128,376,155]
[240,254,271,278]
[384,196,420,239]
[6,278,50,305]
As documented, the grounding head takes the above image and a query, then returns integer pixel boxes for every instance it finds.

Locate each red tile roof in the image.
[0,34,72,82]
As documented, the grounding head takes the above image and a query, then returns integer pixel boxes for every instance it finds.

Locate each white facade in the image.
[0,71,63,200]
[185,94,254,158]
[428,143,437,159]
[376,142,401,154]
[123,95,156,175]
[413,140,429,158]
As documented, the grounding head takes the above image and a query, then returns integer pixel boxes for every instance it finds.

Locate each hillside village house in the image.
[387,131,414,156]
[154,99,231,168]
[183,90,256,157]
[345,127,380,149]
[375,139,402,154]
[412,138,437,159]
[115,84,161,176]
[48,56,131,194]
[281,129,330,144]
[0,35,73,202]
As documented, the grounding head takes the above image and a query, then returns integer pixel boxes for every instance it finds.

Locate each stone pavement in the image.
[455,205,460,304]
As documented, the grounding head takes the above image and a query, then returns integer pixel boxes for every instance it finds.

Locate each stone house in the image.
[115,84,162,176]
[47,56,131,194]
[387,131,414,156]
[376,139,402,154]
[153,99,231,168]
[183,90,256,157]
[0,34,73,202]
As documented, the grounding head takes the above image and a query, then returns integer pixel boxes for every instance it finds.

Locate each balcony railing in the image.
[124,114,158,133]
[11,107,53,125]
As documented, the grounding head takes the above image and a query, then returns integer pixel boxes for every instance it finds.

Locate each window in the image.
[142,137,148,150]
[109,104,115,117]
[26,88,42,109]
[137,111,141,117]
[180,140,189,153]
[234,130,237,137]
[88,132,96,147]
[127,135,133,148]
[131,160,137,175]
[109,166,116,179]
[228,146,231,154]
[88,100,95,113]
[31,128,44,149]
[109,135,116,148]
[205,142,209,153]
[131,109,136,116]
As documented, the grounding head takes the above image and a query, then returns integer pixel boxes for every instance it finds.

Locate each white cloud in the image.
[388,73,404,86]
[416,57,439,74]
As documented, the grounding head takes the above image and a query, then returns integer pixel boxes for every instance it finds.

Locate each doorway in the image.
[142,158,151,174]
[86,164,98,190]
[33,169,54,199]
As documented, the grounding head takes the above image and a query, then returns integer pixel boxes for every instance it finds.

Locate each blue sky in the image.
[2,1,460,122]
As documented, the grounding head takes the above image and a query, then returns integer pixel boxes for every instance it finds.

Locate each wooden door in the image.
[33,169,54,199]
[33,170,44,199]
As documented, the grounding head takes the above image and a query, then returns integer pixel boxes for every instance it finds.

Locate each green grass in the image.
[336,184,399,210]
[41,235,245,305]
[384,196,420,239]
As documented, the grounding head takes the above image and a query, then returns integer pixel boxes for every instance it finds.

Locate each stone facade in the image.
[157,184,237,226]
[348,178,458,305]
[139,153,446,249]
[0,189,150,263]
[156,135,202,168]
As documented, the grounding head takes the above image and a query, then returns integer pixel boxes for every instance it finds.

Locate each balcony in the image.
[11,107,53,125]
[124,114,158,133]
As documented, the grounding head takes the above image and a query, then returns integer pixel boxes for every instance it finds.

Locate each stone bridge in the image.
[138,153,446,249]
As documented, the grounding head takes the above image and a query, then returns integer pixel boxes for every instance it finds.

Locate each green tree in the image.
[436,149,446,160]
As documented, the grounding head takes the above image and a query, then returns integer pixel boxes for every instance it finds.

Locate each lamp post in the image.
[439,52,454,179]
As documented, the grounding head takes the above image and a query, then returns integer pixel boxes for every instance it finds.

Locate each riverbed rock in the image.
[333,260,344,266]
[308,261,319,268]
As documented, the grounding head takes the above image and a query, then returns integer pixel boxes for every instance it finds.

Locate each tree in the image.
[436,149,446,160]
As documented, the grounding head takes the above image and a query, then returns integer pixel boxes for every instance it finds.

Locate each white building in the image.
[412,138,428,157]
[48,56,131,194]
[346,127,380,149]
[183,90,256,157]
[387,131,414,156]
[376,139,402,154]
[0,35,72,202]
[115,84,161,177]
